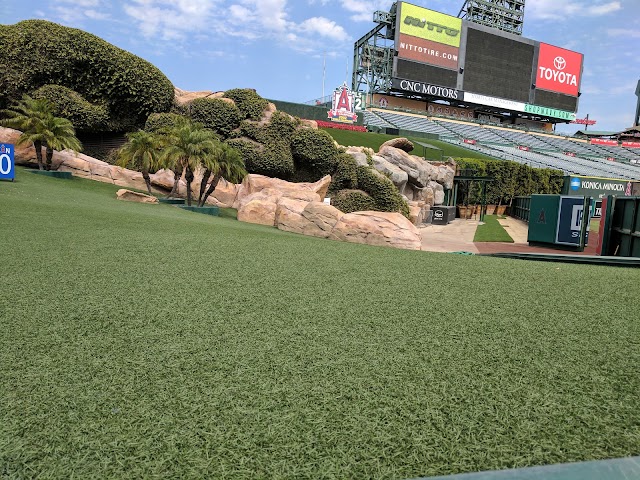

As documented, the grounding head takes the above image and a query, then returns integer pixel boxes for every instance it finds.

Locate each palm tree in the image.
[1,96,52,170]
[41,115,82,171]
[160,121,219,206]
[198,143,247,207]
[116,130,162,194]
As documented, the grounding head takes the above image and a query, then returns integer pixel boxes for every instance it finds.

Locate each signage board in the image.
[518,146,530,151]
[564,152,577,157]
[591,138,618,146]
[524,104,576,121]
[463,92,526,112]
[570,118,597,125]
[622,141,640,148]
[556,196,588,245]
[398,33,459,70]
[564,175,635,199]
[0,143,15,181]
[399,3,462,48]
[427,102,474,120]
[327,83,358,123]
[536,43,583,97]
[391,78,462,100]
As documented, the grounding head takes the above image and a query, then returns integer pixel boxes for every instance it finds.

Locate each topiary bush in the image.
[144,112,187,133]
[332,189,376,214]
[223,89,269,121]
[187,98,242,138]
[0,20,174,131]
[31,85,108,131]
[356,166,410,218]
[290,128,340,179]
[329,153,359,193]
[226,137,295,179]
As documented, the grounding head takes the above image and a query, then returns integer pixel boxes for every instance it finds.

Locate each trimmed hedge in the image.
[329,153,359,193]
[0,20,174,131]
[227,137,295,179]
[187,98,242,138]
[332,190,375,214]
[31,85,108,131]
[223,89,269,121]
[290,128,339,178]
[356,166,410,218]
[144,113,187,133]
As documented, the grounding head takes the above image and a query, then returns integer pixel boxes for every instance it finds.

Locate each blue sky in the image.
[2,0,639,134]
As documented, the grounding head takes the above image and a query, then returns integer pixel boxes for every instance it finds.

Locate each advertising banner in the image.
[570,118,597,125]
[391,78,462,100]
[564,152,577,157]
[536,43,583,97]
[399,3,462,48]
[524,104,576,121]
[591,138,618,146]
[397,33,459,70]
[518,146,530,151]
[427,102,474,120]
[556,196,588,246]
[463,139,477,145]
[622,141,640,148]
[0,143,15,181]
[565,175,635,199]
[463,92,526,112]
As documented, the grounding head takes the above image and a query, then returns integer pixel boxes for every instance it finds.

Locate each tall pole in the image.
[585,113,590,132]
[322,52,326,104]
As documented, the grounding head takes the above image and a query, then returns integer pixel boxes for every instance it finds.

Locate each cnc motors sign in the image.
[536,43,583,97]
[327,83,358,124]
[392,78,461,100]
[399,3,462,48]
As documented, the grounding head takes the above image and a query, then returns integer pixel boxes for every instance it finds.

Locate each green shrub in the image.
[263,111,300,143]
[144,112,187,133]
[187,98,241,138]
[332,190,376,213]
[356,166,410,218]
[329,153,359,193]
[226,138,294,179]
[31,85,108,131]
[0,20,174,131]
[223,89,269,121]
[290,128,339,177]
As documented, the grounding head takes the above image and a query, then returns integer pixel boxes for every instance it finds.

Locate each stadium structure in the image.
[350,1,640,181]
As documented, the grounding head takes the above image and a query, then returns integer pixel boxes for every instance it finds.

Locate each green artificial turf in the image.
[474,215,515,243]
[321,128,500,161]
[1,168,639,479]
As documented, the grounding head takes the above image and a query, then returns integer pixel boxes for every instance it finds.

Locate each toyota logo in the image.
[554,56,566,70]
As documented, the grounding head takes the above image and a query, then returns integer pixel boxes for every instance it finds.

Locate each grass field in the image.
[320,128,501,161]
[1,168,639,479]
[474,215,515,243]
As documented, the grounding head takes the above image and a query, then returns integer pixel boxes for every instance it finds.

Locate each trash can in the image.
[432,206,455,225]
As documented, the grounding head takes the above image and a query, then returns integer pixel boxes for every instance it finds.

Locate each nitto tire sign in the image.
[536,43,583,97]
[0,143,15,181]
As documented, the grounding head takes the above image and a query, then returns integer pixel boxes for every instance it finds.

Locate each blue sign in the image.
[570,177,581,191]
[0,143,15,181]
[556,196,588,245]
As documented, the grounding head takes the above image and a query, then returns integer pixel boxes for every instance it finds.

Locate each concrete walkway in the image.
[420,219,480,253]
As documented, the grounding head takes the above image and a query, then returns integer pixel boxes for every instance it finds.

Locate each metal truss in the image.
[458,0,526,36]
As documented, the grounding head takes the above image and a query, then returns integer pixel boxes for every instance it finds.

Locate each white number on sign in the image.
[0,154,11,175]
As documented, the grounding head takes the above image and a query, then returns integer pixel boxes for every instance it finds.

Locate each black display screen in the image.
[534,90,579,113]
[463,27,534,103]
[395,59,458,89]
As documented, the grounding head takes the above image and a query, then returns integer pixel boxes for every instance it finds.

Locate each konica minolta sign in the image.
[562,175,637,199]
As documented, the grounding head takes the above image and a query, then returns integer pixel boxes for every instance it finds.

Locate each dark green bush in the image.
[226,138,295,179]
[187,98,241,138]
[223,89,269,121]
[31,85,108,131]
[329,154,359,193]
[144,112,187,133]
[356,166,410,218]
[0,20,174,131]
[263,111,300,143]
[332,189,376,214]
[290,128,339,177]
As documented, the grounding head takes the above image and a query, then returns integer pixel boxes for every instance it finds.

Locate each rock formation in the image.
[116,189,159,203]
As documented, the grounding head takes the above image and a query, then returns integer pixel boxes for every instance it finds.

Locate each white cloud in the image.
[607,28,640,38]
[55,0,100,6]
[340,0,392,22]
[527,0,621,20]
[298,17,349,41]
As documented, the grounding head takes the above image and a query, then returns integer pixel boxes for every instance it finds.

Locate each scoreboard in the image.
[392,2,583,120]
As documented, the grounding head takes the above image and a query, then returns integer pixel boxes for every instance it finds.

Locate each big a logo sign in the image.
[328,83,358,124]
[536,43,583,97]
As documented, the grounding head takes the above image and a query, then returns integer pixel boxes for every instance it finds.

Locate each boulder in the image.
[435,164,455,190]
[150,169,177,190]
[407,200,431,226]
[275,197,309,233]
[299,119,318,129]
[211,178,240,208]
[300,202,344,238]
[371,155,409,193]
[347,151,369,167]
[329,211,421,250]
[240,174,329,202]
[174,87,221,105]
[428,181,445,205]
[381,137,414,152]
[116,189,159,204]
[377,145,435,188]
[237,189,283,226]
[413,186,435,206]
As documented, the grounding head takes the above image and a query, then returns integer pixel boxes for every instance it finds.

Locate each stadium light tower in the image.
[635,79,640,126]
[458,0,526,36]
